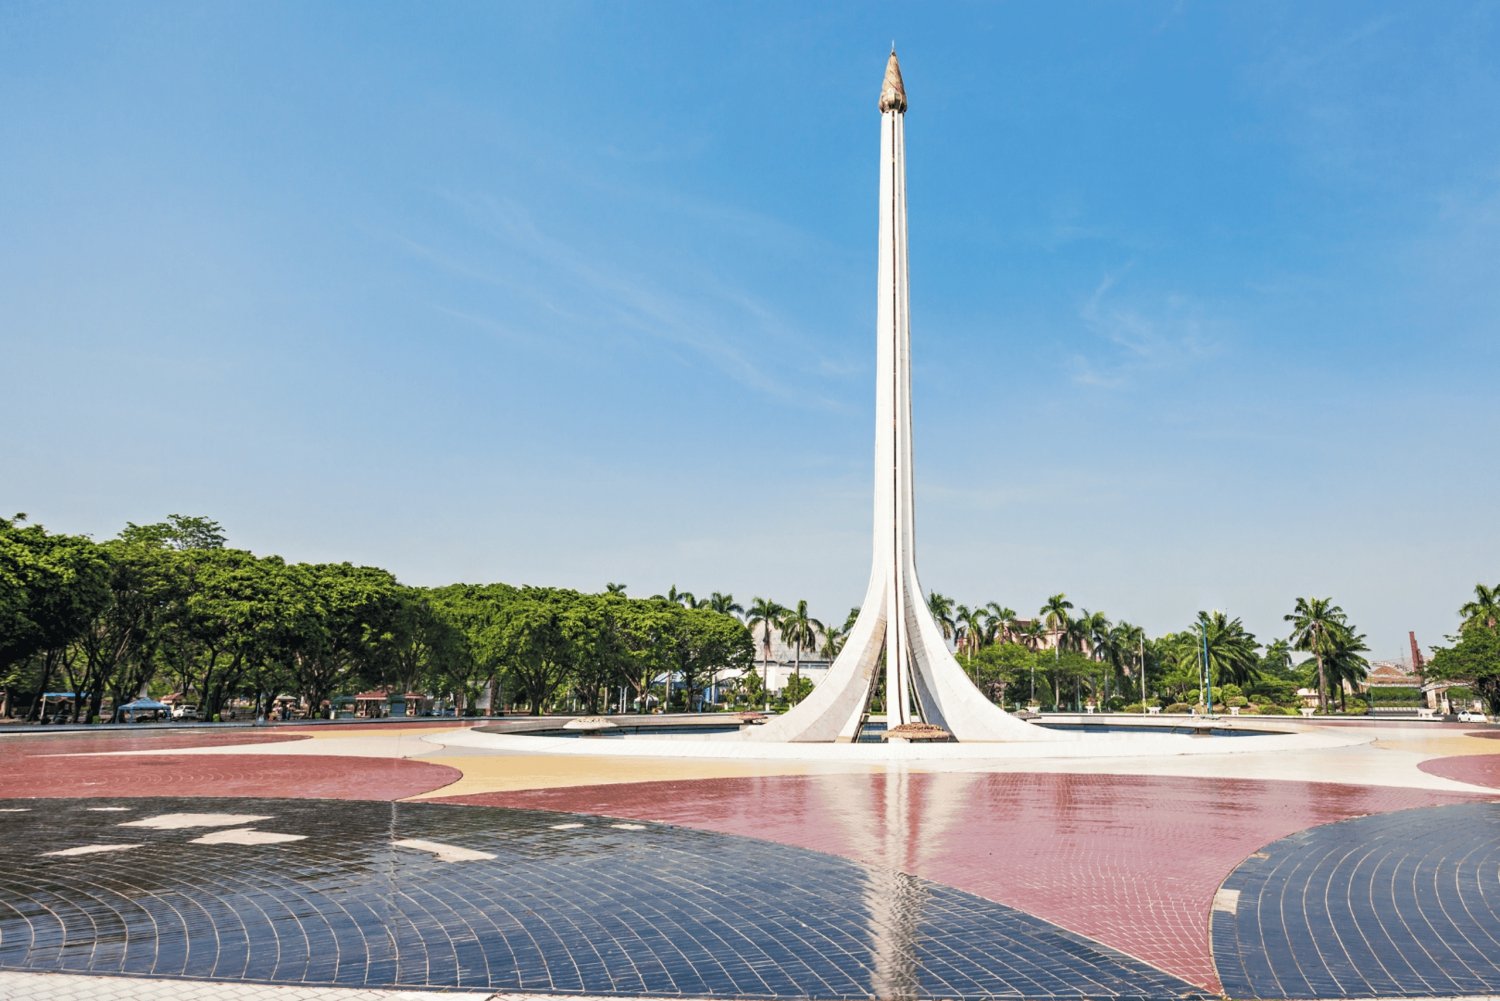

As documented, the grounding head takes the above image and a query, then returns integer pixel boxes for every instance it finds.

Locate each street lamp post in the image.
[1139,636,1147,715]
[1198,619,1212,717]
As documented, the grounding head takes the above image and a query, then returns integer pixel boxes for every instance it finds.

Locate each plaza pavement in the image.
[0,717,1496,1000]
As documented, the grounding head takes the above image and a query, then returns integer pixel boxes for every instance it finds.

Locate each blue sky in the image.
[4,2,1498,661]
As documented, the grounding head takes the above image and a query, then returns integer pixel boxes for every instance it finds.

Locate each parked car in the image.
[172,705,200,721]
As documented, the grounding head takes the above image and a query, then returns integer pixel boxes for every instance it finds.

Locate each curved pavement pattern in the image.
[0,797,1206,999]
[0,730,460,801]
[1418,751,1500,790]
[445,769,1488,992]
[1213,802,1500,999]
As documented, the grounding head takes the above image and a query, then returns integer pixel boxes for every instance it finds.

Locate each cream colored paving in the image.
[58,719,1500,798]
[86,726,472,760]
[413,722,1499,797]
[1370,728,1499,757]
[408,750,868,799]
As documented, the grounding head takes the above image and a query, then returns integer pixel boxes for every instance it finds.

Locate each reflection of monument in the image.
[823,770,968,997]
[755,52,1052,743]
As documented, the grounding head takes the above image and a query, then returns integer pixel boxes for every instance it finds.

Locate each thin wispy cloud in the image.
[407,188,853,409]
[1069,267,1221,388]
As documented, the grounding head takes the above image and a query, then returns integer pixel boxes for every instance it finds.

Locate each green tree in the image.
[667,604,753,711]
[1037,593,1073,706]
[699,592,743,618]
[819,621,848,661]
[1039,594,1073,643]
[1259,638,1294,677]
[118,514,227,551]
[778,599,823,705]
[985,604,1017,644]
[0,516,111,719]
[955,604,992,657]
[926,591,956,641]
[1427,624,1500,713]
[1285,596,1342,711]
[1187,611,1262,692]
[272,562,406,716]
[966,642,1033,705]
[779,674,814,707]
[1459,583,1500,632]
[654,584,696,608]
[1322,626,1370,711]
[745,597,785,708]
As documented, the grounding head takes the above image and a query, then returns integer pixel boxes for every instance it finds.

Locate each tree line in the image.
[1,514,751,721]
[5,512,1495,720]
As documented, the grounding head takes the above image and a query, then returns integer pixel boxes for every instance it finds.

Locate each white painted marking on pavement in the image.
[392,838,495,862]
[1213,888,1240,914]
[191,828,307,846]
[44,844,142,857]
[119,812,271,829]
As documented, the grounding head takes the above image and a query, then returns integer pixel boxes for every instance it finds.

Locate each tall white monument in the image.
[753,52,1054,743]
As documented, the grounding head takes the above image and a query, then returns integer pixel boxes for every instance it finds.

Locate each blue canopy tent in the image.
[118,697,169,722]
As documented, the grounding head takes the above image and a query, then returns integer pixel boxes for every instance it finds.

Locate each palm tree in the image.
[1040,594,1073,649]
[779,600,824,705]
[1460,583,1500,632]
[985,604,1017,644]
[1110,622,1147,706]
[1062,613,1094,655]
[927,591,956,642]
[1260,638,1293,676]
[745,597,786,708]
[604,582,628,595]
[955,604,992,658]
[701,592,744,618]
[665,585,696,607]
[1323,627,1370,710]
[1014,619,1046,651]
[1185,611,1261,695]
[819,622,848,661]
[1285,597,1341,710]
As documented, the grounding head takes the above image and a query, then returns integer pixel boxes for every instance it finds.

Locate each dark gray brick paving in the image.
[0,797,1204,999]
[1213,801,1500,998]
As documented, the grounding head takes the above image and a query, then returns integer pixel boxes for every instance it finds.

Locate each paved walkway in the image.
[1,718,1497,999]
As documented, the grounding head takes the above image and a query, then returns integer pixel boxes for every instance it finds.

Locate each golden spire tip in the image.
[879,49,906,113]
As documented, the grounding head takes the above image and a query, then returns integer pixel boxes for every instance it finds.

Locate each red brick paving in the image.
[1466,729,1500,739]
[1419,751,1500,788]
[273,720,480,732]
[439,771,1489,993]
[0,730,460,801]
[0,730,308,754]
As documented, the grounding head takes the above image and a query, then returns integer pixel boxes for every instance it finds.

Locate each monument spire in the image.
[751,54,1052,743]
[879,49,907,113]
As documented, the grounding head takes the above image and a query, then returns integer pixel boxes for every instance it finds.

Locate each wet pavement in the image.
[450,769,1491,992]
[1214,802,1500,998]
[0,797,1204,999]
[2,722,1498,1000]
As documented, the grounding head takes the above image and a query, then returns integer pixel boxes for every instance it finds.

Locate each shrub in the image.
[1227,696,1248,708]
[1119,702,1148,714]
[1340,704,1368,716]
[212,713,222,723]
[1256,705,1290,715]
[1369,686,1424,705]
[1164,703,1191,714]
